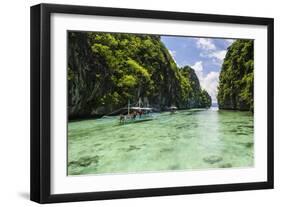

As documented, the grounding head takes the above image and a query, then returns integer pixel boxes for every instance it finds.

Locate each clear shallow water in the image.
[67,108,254,175]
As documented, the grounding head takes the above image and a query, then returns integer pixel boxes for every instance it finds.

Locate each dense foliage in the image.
[217,40,254,111]
[181,66,212,108]
[68,32,211,118]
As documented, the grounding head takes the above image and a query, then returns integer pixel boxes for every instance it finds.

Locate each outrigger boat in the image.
[119,100,154,124]
[169,106,177,114]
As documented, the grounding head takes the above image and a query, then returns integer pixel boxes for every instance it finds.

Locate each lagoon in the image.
[68,108,254,175]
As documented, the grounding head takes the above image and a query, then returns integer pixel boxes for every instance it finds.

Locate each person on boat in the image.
[138,110,142,118]
[119,114,125,123]
[132,111,137,120]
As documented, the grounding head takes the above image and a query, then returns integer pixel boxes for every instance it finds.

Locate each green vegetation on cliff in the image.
[217,40,254,111]
[68,32,211,118]
[181,66,212,108]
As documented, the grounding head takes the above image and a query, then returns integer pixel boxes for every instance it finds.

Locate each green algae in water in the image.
[67,108,254,175]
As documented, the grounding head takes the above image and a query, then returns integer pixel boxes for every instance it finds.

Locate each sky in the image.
[161,36,234,103]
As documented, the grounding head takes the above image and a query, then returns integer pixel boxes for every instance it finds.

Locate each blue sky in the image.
[161,36,234,103]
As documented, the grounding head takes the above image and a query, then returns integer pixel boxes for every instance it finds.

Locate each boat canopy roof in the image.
[131,107,152,111]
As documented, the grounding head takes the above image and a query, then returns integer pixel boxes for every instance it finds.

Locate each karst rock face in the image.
[217,40,254,111]
[68,32,212,119]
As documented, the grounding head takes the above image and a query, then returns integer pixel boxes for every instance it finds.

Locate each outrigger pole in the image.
[128,100,130,115]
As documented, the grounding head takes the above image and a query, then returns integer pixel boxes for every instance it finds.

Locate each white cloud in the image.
[196,38,216,51]
[196,38,227,64]
[190,38,233,102]
[191,61,219,103]
[200,50,227,64]
[210,50,227,61]
[208,50,227,64]
[202,71,219,103]
[191,61,204,80]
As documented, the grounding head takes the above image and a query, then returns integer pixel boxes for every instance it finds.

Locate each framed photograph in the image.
[30,3,274,203]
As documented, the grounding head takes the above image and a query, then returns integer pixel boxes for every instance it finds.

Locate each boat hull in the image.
[119,116,154,124]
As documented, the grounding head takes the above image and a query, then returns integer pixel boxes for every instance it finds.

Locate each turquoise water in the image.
[67,108,254,175]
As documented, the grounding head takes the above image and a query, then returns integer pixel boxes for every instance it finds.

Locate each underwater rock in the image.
[229,129,237,133]
[79,156,98,167]
[192,123,199,128]
[171,136,180,141]
[219,163,232,168]
[176,126,185,129]
[244,125,254,129]
[236,132,248,136]
[237,142,254,148]
[246,142,254,148]
[68,169,83,175]
[203,155,223,164]
[160,148,173,153]
[118,139,127,143]
[175,123,191,129]
[68,161,77,167]
[169,164,180,170]
[68,155,99,167]
[126,145,141,152]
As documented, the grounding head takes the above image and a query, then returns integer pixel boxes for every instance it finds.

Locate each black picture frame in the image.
[30,3,274,204]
